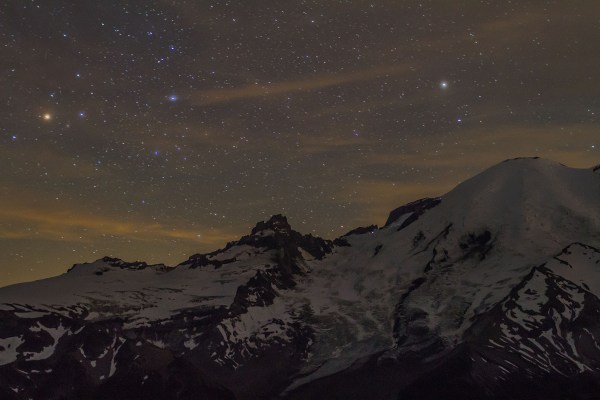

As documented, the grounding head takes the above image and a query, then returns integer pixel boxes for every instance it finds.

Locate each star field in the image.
[1,1,599,286]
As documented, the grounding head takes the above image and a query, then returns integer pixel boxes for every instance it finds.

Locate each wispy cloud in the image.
[191,64,414,106]
[358,124,600,170]
[330,122,600,227]
[0,204,236,247]
[336,180,451,227]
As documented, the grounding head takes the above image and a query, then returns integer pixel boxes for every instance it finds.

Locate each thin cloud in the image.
[191,64,414,106]
[0,204,236,247]
[337,180,452,227]
[359,124,600,170]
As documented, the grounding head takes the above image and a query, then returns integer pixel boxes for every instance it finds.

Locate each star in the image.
[2,0,599,291]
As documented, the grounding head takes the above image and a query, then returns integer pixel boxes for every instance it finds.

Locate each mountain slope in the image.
[0,157,599,399]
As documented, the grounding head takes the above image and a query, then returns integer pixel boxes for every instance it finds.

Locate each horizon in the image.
[2,156,597,289]
[2,1,600,287]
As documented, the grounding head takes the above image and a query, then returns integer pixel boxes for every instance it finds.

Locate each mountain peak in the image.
[251,214,292,235]
[1,157,599,400]
[99,256,150,270]
[65,256,167,275]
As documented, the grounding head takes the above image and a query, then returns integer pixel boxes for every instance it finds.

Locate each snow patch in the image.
[0,336,24,365]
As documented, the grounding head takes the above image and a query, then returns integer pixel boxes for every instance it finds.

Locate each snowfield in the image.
[0,157,599,400]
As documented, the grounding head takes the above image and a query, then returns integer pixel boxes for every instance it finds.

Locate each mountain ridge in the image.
[1,156,599,399]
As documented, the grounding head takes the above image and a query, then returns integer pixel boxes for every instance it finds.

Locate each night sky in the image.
[1,1,599,287]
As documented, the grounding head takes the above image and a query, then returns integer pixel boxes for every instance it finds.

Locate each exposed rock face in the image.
[383,197,441,229]
[0,158,599,399]
[66,256,169,275]
[340,225,379,237]
[178,214,333,274]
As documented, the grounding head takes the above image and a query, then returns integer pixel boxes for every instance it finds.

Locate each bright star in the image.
[78,111,86,118]
[168,95,178,102]
[440,81,449,89]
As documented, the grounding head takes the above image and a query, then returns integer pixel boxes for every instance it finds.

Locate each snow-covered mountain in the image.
[1,157,599,400]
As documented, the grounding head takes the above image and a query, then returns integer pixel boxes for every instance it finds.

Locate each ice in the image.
[0,158,598,389]
[108,339,125,378]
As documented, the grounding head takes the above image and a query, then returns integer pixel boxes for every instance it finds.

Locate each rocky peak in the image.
[241,214,333,261]
[251,214,292,235]
[66,256,168,275]
[100,256,149,270]
[178,215,333,271]
[1,157,600,400]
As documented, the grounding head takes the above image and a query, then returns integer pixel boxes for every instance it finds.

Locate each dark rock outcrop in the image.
[384,198,441,230]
